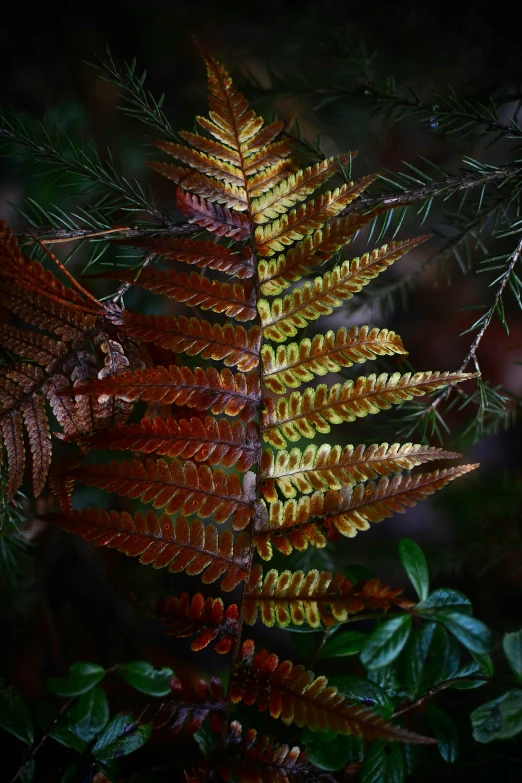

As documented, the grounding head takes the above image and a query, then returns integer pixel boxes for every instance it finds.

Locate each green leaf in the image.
[471,650,494,677]
[46,663,105,697]
[421,625,460,689]
[361,615,412,670]
[69,686,109,741]
[92,713,151,760]
[0,683,34,745]
[359,740,405,783]
[119,661,174,697]
[503,630,522,679]
[451,660,490,689]
[419,588,472,615]
[401,623,436,699]
[303,731,355,771]
[398,538,429,602]
[427,705,459,762]
[471,690,522,742]
[61,763,80,783]
[329,674,394,718]
[320,630,367,659]
[437,611,492,655]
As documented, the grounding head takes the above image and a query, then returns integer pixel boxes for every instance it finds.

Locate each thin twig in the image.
[9,698,75,783]
[392,675,491,718]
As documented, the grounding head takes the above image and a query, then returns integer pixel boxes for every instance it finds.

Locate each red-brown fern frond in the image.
[254,464,479,558]
[262,326,407,394]
[66,365,261,421]
[229,640,435,743]
[100,267,256,321]
[260,442,460,501]
[118,312,261,371]
[46,510,249,590]
[67,458,256,528]
[117,236,254,279]
[262,371,476,448]
[143,676,226,734]
[176,189,252,238]
[154,593,239,653]
[80,417,260,471]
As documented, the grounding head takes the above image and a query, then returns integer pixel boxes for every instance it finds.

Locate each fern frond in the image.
[144,676,226,734]
[259,237,429,341]
[119,312,260,371]
[262,326,407,394]
[230,640,435,743]
[118,236,254,279]
[248,159,296,197]
[260,442,460,501]
[47,510,249,590]
[258,212,374,296]
[21,394,51,497]
[214,720,320,783]
[102,267,256,321]
[176,189,251,238]
[243,565,412,628]
[254,175,377,257]
[178,130,242,165]
[149,163,248,210]
[251,153,355,223]
[154,593,239,653]
[0,410,25,500]
[0,325,68,370]
[150,147,244,185]
[69,365,261,421]
[80,417,260,471]
[262,371,475,447]
[68,458,256,529]
[255,465,479,557]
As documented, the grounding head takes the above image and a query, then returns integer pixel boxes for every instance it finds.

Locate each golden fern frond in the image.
[150,146,244,185]
[248,159,296,197]
[79,417,260,471]
[118,237,254,279]
[262,371,475,448]
[251,154,355,224]
[46,510,249,590]
[177,130,242,165]
[117,312,261,371]
[67,458,256,529]
[70,365,261,421]
[254,175,376,257]
[262,326,407,394]
[260,442,461,501]
[243,565,412,628]
[254,465,479,558]
[258,212,374,296]
[259,236,429,342]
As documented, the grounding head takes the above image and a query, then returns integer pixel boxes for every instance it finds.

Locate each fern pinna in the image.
[0,54,479,780]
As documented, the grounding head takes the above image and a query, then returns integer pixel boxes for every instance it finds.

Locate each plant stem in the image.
[10,698,75,783]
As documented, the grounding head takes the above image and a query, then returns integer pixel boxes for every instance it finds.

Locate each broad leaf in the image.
[320,630,368,658]
[92,713,151,759]
[437,612,491,655]
[503,630,522,679]
[427,704,459,762]
[46,662,105,697]
[0,682,34,745]
[471,690,522,742]
[398,538,429,602]
[361,615,412,669]
[119,661,174,697]
[359,740,406,783]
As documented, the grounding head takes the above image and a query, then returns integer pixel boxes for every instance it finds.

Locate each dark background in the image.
[1,1,522,780]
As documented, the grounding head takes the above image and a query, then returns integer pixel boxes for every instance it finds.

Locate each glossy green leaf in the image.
[398,538,429,602]
[46,662,105,697]
[427,704,459,762]
[303,731,355,771]
[451,660,490,689]
[0,682,34,745]
[95,758,120,783]
[419,588,472,615]
[359,740,405,783]
[69,686,109,741]
[361,615,412,669]
[421,624,460,690]
[343,564,373,583]
[330,674,394,718]
[503,630,522,679]
[437,611,492,655]
[119,661,174,697]
[401,623,436,699]
[320,630,367,659]
[471,690,522,743]
[92,713,151,759]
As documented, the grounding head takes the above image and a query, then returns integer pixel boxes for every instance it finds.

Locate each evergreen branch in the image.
[13,223,197,245]
[91,48,179,142]
[0,111,172,225]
